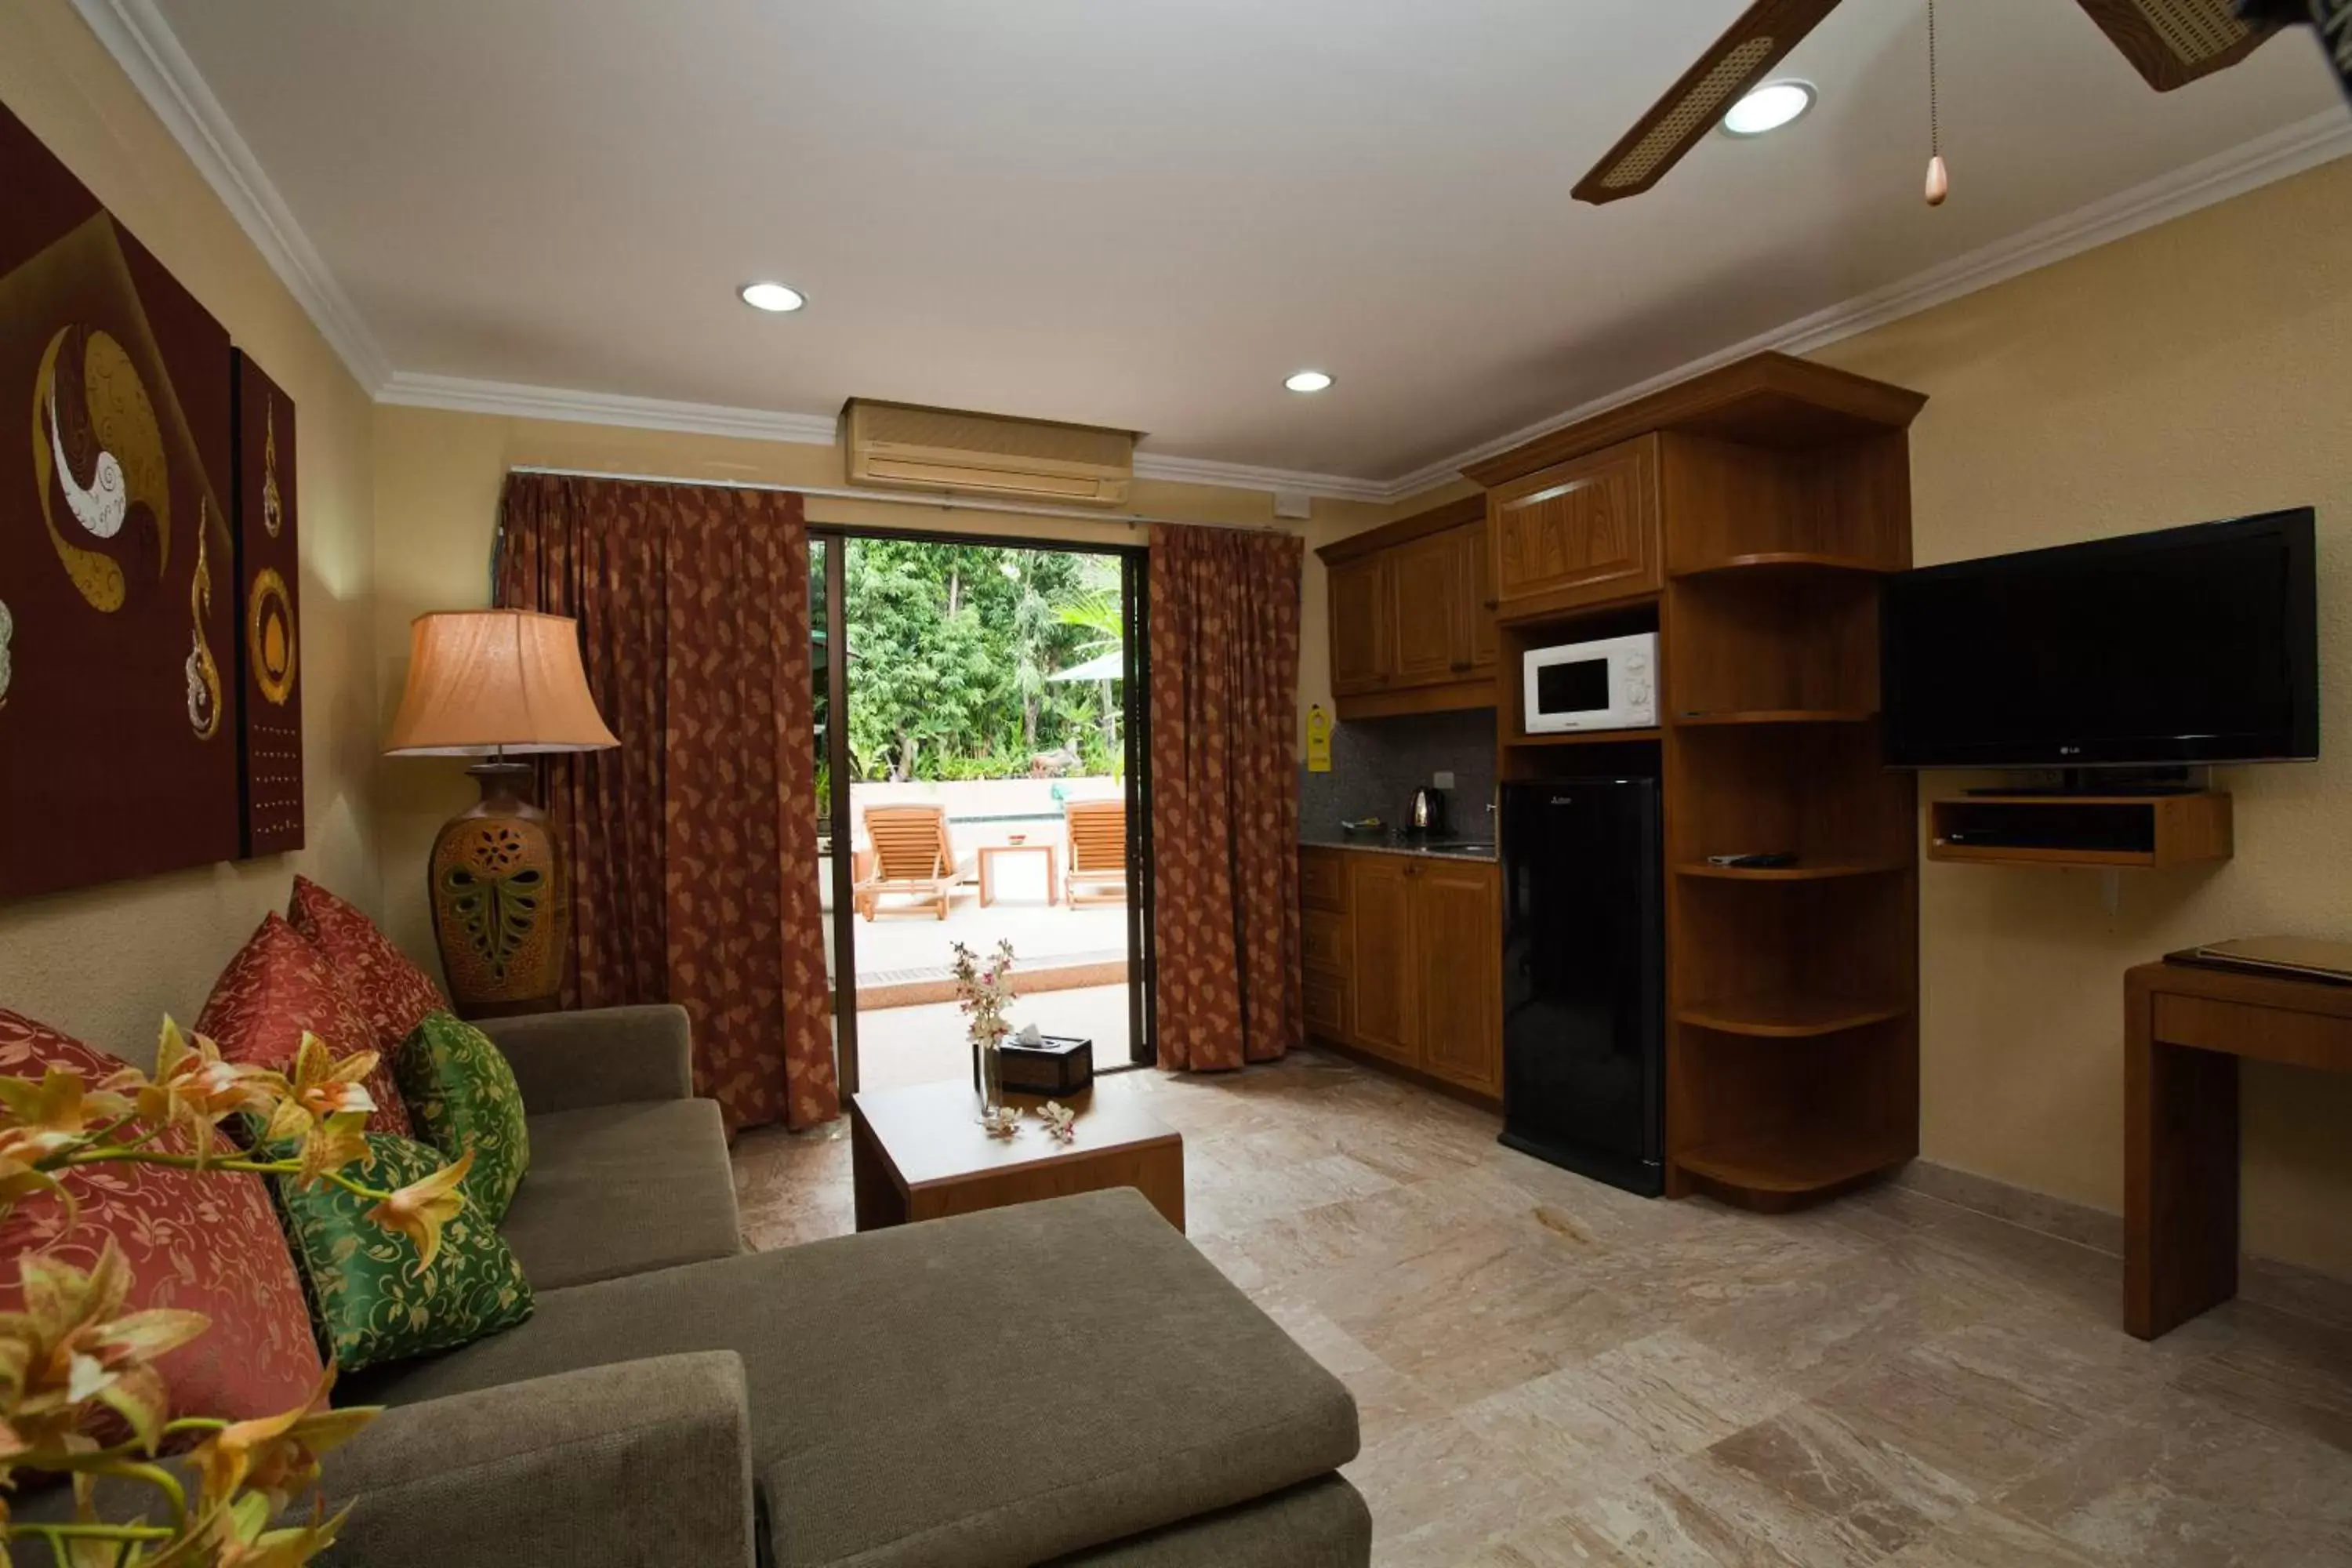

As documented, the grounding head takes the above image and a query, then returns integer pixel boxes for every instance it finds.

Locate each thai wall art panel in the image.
[0,100,241,897]
[233,351,302,857]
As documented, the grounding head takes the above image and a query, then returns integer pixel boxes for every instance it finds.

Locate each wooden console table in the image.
[2125,958,2352,1338]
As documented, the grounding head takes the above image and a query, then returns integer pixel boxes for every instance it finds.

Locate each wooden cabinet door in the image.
[1328,556,1388,695]
[1303,908,1352,975]
[1348,856,1417,1063]
[1299,848,1348,913]
[1488,434,1661,617]
[1463,523,1498,673]
[1414,862,1501,1095]
[1303,971,1350,1041]
[1385,532,1464,686]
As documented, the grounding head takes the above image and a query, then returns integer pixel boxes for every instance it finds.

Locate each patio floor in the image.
[820,777,1138,1087]
[838,875,1127,974]
[851,982,1134,1092]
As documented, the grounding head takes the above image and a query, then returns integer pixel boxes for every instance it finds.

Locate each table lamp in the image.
[385,610,619,1017]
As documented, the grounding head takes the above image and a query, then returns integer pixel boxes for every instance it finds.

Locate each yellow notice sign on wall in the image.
[1306,703,1333,773]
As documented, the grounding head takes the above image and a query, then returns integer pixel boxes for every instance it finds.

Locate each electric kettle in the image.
[1409,786,1450,837]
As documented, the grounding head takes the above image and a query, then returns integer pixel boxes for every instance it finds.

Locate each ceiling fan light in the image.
[1720,79,1817,137]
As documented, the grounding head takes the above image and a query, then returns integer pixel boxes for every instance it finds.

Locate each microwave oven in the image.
[1523,632,1657,734]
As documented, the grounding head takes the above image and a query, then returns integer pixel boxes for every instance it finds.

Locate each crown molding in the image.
[1378,107,2352,503]
[67,0,393,392]
[68,0,2352,508]
[1130,451,1392,503]
[378,372,841,445]
[379,372,1399,499]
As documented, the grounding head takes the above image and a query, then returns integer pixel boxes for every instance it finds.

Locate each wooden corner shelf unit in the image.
[1483,350,1926,1211]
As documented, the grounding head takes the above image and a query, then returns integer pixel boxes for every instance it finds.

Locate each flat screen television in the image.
[1880,510,2318,770]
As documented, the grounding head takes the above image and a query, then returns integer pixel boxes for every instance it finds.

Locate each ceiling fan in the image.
[1572,0,2279,205]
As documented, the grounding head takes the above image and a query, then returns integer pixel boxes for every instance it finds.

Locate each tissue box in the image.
[1000,1035,1094,1098]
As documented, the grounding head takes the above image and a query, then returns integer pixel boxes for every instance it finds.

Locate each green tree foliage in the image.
[840,540,1124,782]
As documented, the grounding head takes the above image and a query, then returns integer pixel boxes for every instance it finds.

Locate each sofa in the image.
[38,1004,1372,1566]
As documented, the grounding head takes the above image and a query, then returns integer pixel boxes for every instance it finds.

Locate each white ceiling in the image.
[128,0,2350,489]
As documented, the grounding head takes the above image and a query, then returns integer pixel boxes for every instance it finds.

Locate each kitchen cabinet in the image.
[1385,530,1468,687]
[1316,496,1495,718]
[1468,526,1499,670]
[1346,856,1417,1063]
[1328,557,1387,698]
[1413,859,1503,1095]
[1488,433,1661,619]
[1298,846,1501,1099]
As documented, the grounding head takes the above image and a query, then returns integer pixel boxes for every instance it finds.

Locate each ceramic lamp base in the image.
[427,762,567,1018]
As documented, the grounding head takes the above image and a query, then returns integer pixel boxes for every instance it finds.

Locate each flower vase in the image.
[974,1035,1004,1116]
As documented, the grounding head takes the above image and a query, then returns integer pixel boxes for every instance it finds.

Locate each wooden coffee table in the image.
[850,1079,1184,1232]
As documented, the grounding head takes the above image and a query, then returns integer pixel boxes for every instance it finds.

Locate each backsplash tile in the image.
[1300,708,1497,837]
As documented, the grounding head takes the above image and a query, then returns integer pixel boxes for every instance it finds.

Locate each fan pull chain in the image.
[1925,0,1950,205]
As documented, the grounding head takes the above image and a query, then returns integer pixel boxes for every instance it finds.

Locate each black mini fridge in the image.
[1498,777,1664,1196]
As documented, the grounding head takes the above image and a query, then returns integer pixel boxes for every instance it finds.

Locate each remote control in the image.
[1706,851,1798,869]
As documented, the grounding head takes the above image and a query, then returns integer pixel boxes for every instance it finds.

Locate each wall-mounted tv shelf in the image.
[1927,793,2234,869]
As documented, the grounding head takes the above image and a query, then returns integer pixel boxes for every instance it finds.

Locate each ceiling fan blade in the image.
[2071,0,2277,89]
[1572,0,1846,206]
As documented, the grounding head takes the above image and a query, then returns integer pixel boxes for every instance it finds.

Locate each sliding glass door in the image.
[811,527,1152,1099]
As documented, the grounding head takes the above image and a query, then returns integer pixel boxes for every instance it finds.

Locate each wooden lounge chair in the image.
[1063,799,1129,907]
[855,804,963,921]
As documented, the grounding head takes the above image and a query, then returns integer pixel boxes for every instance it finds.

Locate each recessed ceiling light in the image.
[739,281,807,313]
[1720,80,1816,138]
[1284,370,1334,394]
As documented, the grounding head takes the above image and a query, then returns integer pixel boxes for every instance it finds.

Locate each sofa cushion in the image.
[395,1012,529,1221]
[289,874,449,1054]
[346,1189,1358,1568]
[276,1131,534,1372]
[0,1009,324,1431]
[496,1100,741,1290]
[1049,1475,1372,1567]
[198,913,412,1138]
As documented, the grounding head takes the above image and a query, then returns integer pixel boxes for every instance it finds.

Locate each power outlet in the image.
[1433,771,1456,789]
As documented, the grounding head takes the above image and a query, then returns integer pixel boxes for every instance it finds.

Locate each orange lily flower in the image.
[365,1150,474,1268]
[0,1240,208,1455]
[107,1018,287,1166]
[191,1368,376,1515]
[282,1034,379,1123]
[0,1065,134,1224]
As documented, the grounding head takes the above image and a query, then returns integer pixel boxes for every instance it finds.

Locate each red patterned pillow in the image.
[198,914,412,1137]
[0,1009,325,1432]
[287,876,448,1054]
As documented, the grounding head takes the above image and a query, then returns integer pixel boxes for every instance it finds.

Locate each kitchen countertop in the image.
[1299,829,1498,863]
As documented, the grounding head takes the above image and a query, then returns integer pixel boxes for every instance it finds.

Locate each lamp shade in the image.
[384,610,619,756]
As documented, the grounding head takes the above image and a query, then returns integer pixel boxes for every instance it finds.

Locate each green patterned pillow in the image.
[394,1011,528,1221]
[274,1133,533,1372]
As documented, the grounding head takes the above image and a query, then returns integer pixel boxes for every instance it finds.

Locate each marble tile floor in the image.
[731,1050,2352,1567]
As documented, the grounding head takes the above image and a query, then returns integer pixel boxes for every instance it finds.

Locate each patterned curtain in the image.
[495,475,838,1134]
[1148,524,1305,1071]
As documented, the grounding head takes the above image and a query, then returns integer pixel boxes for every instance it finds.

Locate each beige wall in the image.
[369,405,1393,961]
[0,0,379,1058]
[1316,165,2352,1278]
[24,0,2343,1274]
[1814,156,2352,1279]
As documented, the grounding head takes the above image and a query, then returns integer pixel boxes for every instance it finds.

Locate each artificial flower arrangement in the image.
[0,1020,474,1566]
[948,942,1080,1145]
[951,938,1017,1123]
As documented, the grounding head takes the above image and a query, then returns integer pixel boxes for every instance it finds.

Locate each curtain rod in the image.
[504,465,1293,535]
